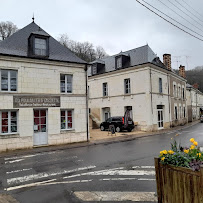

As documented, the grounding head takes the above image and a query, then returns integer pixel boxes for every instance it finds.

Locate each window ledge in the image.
[0,133,20,139]
[60,129,75,133]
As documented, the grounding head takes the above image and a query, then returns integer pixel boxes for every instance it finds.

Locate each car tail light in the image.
[122,117,124,124]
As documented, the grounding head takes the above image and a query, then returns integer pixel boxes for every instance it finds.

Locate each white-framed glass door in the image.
[158,109,164,129]
[33,109,48,146]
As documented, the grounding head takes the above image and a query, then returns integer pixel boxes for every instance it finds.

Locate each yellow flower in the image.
[190,138,195,143]
[168,150,174,154]
[190,145,195,150]
[193,141,198,146]
[184,149,189,154]
[161,157,165,161]
[197,153,201,157]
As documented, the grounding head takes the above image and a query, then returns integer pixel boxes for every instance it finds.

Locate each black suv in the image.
[100,116,135,132]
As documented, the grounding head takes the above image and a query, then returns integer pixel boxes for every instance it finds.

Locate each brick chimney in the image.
[179,65,186,78]
[163,54,171,70]
[193,83,199,89]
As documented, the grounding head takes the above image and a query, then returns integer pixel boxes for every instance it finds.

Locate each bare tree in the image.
[0,21,18,41]
[95,46,107,59]
[58,34,108,62]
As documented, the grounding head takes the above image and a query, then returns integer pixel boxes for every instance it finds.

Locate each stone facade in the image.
[89,64,171,132]
[170,73,187,127]
[0,56,87,152]
[186,84,203,122]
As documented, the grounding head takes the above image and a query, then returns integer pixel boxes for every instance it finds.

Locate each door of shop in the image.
[33,109,48,146]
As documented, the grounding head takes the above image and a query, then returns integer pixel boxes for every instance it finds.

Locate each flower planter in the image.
[154,158,203,203]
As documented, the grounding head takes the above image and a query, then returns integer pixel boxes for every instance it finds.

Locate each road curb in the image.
[0,120,200,158]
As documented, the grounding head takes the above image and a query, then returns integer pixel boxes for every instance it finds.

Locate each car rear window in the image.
[112,117,122,121]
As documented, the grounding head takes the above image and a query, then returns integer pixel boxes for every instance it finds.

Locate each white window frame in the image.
[159,78,162,93]
[60,74,73,94]
[60,109,74,130]
[175,106,178,120]
[173,84,176,97]
[92,65,97,75]
[116,57,122,69]
[103,82,108,97]
[34,38,47,56]
[0,110,18,134]
[0,69,18,92]
[124,78,131,94]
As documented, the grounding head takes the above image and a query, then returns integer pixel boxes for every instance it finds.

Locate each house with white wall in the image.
[88,45,187,132]
[0,20,88,152]
[186,84,203,121]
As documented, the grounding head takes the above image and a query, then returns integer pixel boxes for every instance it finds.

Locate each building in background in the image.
[0,20,88,152]
[88,45,188,132]
[186,83,203,122]
[163,54,187,127]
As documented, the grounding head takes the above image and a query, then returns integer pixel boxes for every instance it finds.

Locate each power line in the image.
[174,0,203,24]
[135,0,203,42]
[157,0,203,34]
[181,0,203,19]
[141,0,203,39]
[167,0,203,28]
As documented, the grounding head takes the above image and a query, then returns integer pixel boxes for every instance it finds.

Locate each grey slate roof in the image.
[88,45,167,76]
[0,22,86,64]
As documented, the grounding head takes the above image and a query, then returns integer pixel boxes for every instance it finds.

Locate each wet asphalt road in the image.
[0,122,202,203]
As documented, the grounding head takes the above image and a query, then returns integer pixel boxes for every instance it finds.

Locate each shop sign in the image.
[13,96,60,108]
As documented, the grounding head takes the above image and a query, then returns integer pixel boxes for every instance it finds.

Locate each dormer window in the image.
[28,31,50,58]
[116,57,122,69]
[115,54,130,69]
[35,38,47,56]
[92,65,97,75]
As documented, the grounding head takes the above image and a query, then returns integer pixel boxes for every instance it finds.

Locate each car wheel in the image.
[100,125,105,131]
[115,126,121,132]
[127,129,132,132]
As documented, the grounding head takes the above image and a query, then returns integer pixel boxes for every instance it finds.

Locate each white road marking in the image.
[7,165,96,185]
[5,179,57,191]
[88,170,155,176]
[74,191,157,202]
[4,153,77,161]
[6,179,93,191]
[6,168,32,174]
[138,178,156,181]
[99,178,155,181]
[5,159,25,164]
[63,167,124,179]
[132,166,155,169]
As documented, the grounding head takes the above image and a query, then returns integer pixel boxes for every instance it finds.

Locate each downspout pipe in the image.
[85,64,89,142]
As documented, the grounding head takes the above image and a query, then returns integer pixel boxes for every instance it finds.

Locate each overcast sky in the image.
[1,0,203,70]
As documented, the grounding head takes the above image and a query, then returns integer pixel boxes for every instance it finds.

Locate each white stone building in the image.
[88,45,170,131]
[186,84,203,121]
[0,21,88,152]
[88,45,187,132]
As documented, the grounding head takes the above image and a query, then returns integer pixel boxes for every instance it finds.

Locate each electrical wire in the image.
[181,0,203,19]
[157,0,203,34]
[141,0,203,39]
[168,0,203,28]
[135,0,203,42]
[174,0,203,24]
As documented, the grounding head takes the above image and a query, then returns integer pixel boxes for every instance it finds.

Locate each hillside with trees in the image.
[186,66,203,92]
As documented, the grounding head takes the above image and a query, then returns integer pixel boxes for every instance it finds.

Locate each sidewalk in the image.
[89,120,200,143]
[0,120,200,158]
